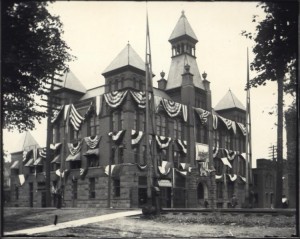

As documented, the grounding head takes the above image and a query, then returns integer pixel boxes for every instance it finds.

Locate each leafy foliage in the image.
[2,1,74,132]
[242,2,297,92]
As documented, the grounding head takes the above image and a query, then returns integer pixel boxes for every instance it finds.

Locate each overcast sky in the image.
[3,1,293,167]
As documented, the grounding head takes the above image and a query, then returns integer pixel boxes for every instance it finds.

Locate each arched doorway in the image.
[197,182,208,207]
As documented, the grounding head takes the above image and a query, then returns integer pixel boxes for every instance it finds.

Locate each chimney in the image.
[157,71,167,90]
[202,71,210,91]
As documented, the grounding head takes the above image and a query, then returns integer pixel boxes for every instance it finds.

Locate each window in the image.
[113,178,120,197]
[140,112,146,131]
[15,186,19,200]
[227,182,234,199]
[89,178,96,199]
[112,111,119,131]
[70,161,81,170]
[214,158,223,175]
[141,145,146,165]
[213,130,220,148]
[161,116,166,136]
[120,112,124,129]
[239,158,246,177]
[156,115,161,135]
[216,182,223,199]
[174,120,182,139]
[53,125,60,144]
[224,133,231,150]
[87,155,99,167]
[72,179,78,199]
[90,116,100,136]
[118,145,124,164]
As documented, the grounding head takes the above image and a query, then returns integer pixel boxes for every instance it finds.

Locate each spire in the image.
[55,70,86,94]
[169,10,198,43]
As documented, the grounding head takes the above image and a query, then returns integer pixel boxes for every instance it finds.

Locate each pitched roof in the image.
[80,85,105,101]
[214,89,246,111]
[102,44,145,75]
[12,132,40,153]
[55,70,86,94]
[166,54,204,90]
[169,11,198,42]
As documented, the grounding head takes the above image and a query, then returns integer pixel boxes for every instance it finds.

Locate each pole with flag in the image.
[245,48,253,203]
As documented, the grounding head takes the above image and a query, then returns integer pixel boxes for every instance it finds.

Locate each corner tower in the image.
[166,11,205,96]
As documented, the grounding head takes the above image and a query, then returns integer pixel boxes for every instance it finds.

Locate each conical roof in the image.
[169,11,198,42]
[12,132,40,153]
[55,70,86,94]
[214,89,246,111]
[102,44,145,75]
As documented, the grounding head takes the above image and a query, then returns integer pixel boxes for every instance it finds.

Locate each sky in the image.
[3,1,294,167]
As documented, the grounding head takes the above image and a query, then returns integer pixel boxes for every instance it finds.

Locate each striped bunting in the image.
[131,130,143,145]
[105,165,115,176]
[161,99,182,118]
[215,174,223,180]
[69,104,85,131]
[51,105,64,124]
[50,143,62,151]
[68,140,83,156]
[155,135,171,149]
[194,107,210,124]
[130,91,150,109]
[39,148,47,158]
[175,168,187,176]
[212,113,218,130]
[180,163,190,171]
[227,150,237,161]
[237,122,247,136]
[104,90,128,108]
[176,139,187,154]
[182,105,188,122]
[108,130,126,144]
[218,115,233,130]
[95,95,103,116]
[136,164,147,170]
[213,145,219,158]
[84,135,101,149]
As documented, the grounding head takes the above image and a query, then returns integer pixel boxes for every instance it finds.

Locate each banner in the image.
[237,122,247,136]
[195,143,209,162]
[194,107,210,125]
[218,115,233,130]
[51,105,64,124]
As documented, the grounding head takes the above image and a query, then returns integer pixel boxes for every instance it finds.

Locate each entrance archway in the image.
[197,182,208,207]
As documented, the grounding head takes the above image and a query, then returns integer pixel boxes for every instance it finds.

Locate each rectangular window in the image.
[87,156,99,167]
[118,146,124,164]
[156,115,161,135]
[70,161,81,169]
[174,120,178,138]
[133,111,137,130]
[89,178,95,199]
[161,116,166,136]
[112,111,118,131]
[173,150,179,169]
[72,179,78,199]
[214,130,220,147]
[113,178,120,197]
[141,145,146,165]
[120,112,124,130]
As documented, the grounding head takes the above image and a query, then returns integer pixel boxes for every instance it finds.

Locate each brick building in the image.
[9,12,249,209]
[252,158,288,208]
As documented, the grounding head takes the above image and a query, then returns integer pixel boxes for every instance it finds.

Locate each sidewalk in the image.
[5,210,142,236]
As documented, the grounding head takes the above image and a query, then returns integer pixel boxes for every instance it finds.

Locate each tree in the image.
[2,1,74,132]
[242,1,298,208]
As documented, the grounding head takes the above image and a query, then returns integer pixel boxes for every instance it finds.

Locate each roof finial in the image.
[127,41,130,45]
[181,10,185,17]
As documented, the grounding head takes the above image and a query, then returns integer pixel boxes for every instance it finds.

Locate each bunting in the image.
[175,168,187,176]
[50,143,62,151]
[39,148,47,158]
[221,157,232,168]
[69,104,85,131]
[182,105,188,122]
[227,150,237,161]
[18,174,25,186]
[130,91,150,108]
[237,122,247,136]
[158,161,172,175]
[194,108,210,125]
[218,115,233,130]
[161,99,182,118]
[131,130,143,145]
[227,174,237,181]
[105,165,115,176]
[180,163,190,171]
[155,135,171,149]
[80,168,88,179]
[96,95,103,116]
[213,145,219,158]
[68,140,83,156]
[154,96,162,112]
[55,169,64,178]
[212,113,218,130]
[136,164,147,170]
[240,153,246,160]
[104,90,128,108]
[232,121,237,134]
[64,104,70,120]
[176,139,187,154]
[239,175,247,183]
[108,130,126,144]
[51,105,64,124]
[84,135,101,149]
[215,174,223,180]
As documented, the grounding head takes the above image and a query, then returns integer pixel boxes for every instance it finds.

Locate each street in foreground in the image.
[3,208,296,238]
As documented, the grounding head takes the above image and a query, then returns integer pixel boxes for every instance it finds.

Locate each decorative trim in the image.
[84,135,101,149]
[161,98,182,118]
